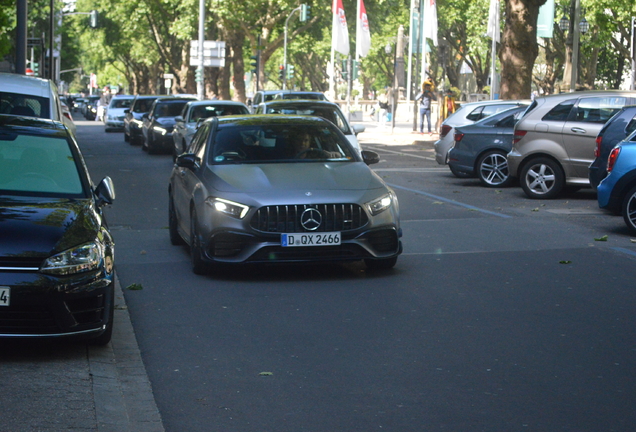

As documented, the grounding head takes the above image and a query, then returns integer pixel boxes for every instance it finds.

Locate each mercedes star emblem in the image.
[300,208,322,231]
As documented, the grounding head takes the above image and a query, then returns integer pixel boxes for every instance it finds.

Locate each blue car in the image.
[597,129,636,234]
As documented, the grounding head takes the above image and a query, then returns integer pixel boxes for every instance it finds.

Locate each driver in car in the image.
[291,133,340,159]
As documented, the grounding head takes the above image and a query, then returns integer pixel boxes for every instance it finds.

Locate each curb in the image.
[88,276,165,432]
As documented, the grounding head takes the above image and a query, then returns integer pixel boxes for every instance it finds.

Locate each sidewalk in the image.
[0,277,164,432]
[354,117,440,148]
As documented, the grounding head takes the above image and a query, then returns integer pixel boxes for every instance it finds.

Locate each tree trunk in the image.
[500,0,547,99]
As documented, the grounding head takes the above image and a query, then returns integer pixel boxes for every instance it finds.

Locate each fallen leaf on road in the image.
[594,235,608,241]
[559,260,572,264]
[259,372,273,376]
[127,283,143,290]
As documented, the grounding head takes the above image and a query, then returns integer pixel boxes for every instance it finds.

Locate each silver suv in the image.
[508,91,636,199]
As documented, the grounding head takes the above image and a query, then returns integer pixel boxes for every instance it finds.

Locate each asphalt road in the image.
[77,118,636,432]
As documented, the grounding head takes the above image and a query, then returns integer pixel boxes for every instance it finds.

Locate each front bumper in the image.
[200,226,403,264]
[0,268,114,340]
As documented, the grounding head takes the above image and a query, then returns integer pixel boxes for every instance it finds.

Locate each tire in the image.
[364,256,398,270]
[169,196,185,245]
[621,185,636,235]
[124,131,130,142]
[519,157,564,199]
[449,163,474,179]
[141,134,148,152]
[190,211,209,275]
[146,133,158,155]
[88,294,114,346]
[477,150,511,188]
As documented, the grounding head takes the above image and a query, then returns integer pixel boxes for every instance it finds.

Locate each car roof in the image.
[0,72,53,98]
[186,100,248,107]
[215,114,334,127]
[535,90,636,102]
[263,99,337,107]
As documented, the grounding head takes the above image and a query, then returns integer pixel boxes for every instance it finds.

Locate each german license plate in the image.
[0,287,9,306]
[281,232,341,247]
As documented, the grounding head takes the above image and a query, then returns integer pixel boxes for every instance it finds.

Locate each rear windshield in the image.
[0,131,84,197]
[0,92,50,118]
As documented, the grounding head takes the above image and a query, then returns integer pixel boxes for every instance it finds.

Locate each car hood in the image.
[155,117,177,127]
[0,197,101,258]
[206,162,386,193]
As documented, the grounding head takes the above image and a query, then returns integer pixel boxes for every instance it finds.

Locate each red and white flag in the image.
[423,0,438,46]
[332,0,350,56]
[356,0,371,58]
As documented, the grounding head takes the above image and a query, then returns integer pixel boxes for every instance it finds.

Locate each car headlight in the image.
[40,241,104,276]
[153,125,167,135]
[365,191,395,216]
[205,197,249,219]
[132,119,143,126]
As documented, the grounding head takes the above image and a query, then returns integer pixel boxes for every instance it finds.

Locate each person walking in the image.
[442,88,456,120]
[415,82,434,135]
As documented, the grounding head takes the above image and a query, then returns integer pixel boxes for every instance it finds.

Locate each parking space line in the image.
[364,145,436,161]
[388,183,513,219]
[611,247,636,258]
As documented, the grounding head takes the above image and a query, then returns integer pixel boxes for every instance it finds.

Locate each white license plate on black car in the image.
[281,232,341,247]
[0,287,9,306]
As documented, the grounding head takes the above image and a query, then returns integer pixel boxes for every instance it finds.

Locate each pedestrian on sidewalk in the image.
[415,82,434,135]
[377,88,391,128]
[442,88,456,120]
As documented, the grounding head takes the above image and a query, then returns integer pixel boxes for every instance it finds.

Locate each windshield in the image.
[188,104,248,122]
[155,101,188,118]
[209,123,356,164]
[0,132,85,197]
[109,98,133,109]
[265,106,351,134]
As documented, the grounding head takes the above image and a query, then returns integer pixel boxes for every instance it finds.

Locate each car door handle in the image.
[571,127,586,133]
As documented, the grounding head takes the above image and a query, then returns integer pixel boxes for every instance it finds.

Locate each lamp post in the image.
[559,0,589,91]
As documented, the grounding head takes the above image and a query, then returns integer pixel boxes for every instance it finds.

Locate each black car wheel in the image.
[449,163,474,179]
[477,150,511,188]
[190,211,208,275]
[146,133,158,155]
[520,157,564,199]
[622,185,636,235]
[169,196,185,246]
[124,131,130,142]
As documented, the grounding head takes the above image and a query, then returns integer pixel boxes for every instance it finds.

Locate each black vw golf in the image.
[0,115,116,344]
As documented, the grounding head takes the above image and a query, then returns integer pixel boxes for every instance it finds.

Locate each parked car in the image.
[447,106,527,187]
[0,114,116,344]
[433,99,529,175]
[168,115,402,274]
[255,99,365,155]
[588,105,636,189]
[172,99,249,159]
[104,95,135,132]
[123,95,160,145]
[508,90,636,199]
[0,72,76,135]
[597,129,636,233]
[142,96,196,154]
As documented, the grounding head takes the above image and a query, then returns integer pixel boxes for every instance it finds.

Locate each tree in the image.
[499,0,547,99]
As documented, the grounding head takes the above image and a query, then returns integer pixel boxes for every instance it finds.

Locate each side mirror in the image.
[124,109,130,114]
[361,150,380,165]
[175,153,199,170]
[352,124,365,135]
[95,176,115,207]
[175,115,184,123]
[142,113,149,120]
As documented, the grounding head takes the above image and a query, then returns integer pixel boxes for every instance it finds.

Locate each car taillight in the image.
[594,135,603,158]
[512,130,527,145]
[440,124,452,138]
[607,147,621,173]
[454,132,464,142]
[64,111,72,120]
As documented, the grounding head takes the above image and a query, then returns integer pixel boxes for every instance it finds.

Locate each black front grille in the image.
[0,306,59,334]
[66,295,105,325]
[250,204,369,233]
